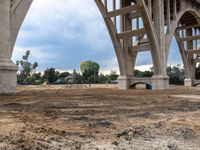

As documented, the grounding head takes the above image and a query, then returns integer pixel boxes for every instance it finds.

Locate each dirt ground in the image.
[0,84,199,150]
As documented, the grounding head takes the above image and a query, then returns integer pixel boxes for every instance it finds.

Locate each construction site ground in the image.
[0,84,199,150]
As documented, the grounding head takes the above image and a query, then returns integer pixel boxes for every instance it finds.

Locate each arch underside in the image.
[129,78,152,89]
[10,0,33,57]
[193,82,200,86]
[173,9,200,84]
[96,0,200,89]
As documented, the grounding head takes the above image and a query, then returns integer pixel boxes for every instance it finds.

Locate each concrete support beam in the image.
[130,44,150,52]
[154,0,167,77]
[117,28,146,39]
[107,5,137,18]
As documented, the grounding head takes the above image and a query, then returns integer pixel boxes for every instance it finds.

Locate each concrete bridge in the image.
[1,0,200,93]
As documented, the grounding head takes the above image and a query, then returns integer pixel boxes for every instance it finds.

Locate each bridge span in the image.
[0,0,200,93]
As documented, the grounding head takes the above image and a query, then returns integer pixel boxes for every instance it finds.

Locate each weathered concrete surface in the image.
[0,1,18,93]
[0,59,17,93]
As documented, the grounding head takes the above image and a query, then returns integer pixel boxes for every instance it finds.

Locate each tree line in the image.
[16,50,200,85]
[16,50,118,85]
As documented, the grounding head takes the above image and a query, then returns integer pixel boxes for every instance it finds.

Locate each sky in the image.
[12,0,183,74]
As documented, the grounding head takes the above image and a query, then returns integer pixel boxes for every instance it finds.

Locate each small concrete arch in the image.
[130,82,152,90]
[193,83,200,86]
[193,79,200,86]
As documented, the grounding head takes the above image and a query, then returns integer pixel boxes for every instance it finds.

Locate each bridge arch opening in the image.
[179,10,200,80]
[134,51,154,77]
[167,37,184,85]
[130,82,152,90]
[12,0,116,73]
[166,9,200,86]
[193,83,200,86]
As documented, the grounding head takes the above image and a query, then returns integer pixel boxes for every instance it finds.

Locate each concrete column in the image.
[184,78,193,87]
[154,0,167,76]
[117,76,130,90]
[124,0,134,76]
[184,29,196,87]
[152,0,169,89]
[118,0,134,90]
[0,0,18,94]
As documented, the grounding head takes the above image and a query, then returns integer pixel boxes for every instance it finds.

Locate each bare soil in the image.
[0,85,199,150]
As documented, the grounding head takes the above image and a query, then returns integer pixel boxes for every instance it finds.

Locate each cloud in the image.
[100,57,119,74]
[12,47,59,71]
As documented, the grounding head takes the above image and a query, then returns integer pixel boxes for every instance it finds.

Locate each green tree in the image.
[98,73,108,83]
[43,68,58,83]
[167,65,185,85]
[143,71,153,77]
[134,69,144,77]
[16,50,39,84]
[32,72,42,81]
[80,60,100,83]
[22,50,30,61]
[109,70,118,81]
[134,69,153,77]
[59,72,70,79]
[73,69,83,84]
[32,62,38,74]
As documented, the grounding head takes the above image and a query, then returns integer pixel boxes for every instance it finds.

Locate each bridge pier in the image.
[0,0,18,94]
[151,76,169,90]
[184,78,193,87]
[0,60,17,94]
[117,76,132,90]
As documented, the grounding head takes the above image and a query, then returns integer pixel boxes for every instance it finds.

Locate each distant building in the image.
[65,75,75,83]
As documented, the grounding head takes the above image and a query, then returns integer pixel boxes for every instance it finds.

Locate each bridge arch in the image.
[166,9,200,81]
[193,83,200,86]
[166,9,200,52]
[11,0,33,57]
[130,82,152,90]
[173,9,200,84]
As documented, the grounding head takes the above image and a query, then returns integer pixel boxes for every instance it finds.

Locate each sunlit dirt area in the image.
[0,85,199,150]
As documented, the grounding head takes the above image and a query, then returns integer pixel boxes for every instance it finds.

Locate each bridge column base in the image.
[184,79,193,87]
[0,59,18,94]
[151,76,169,90]
[117,76,131,90]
